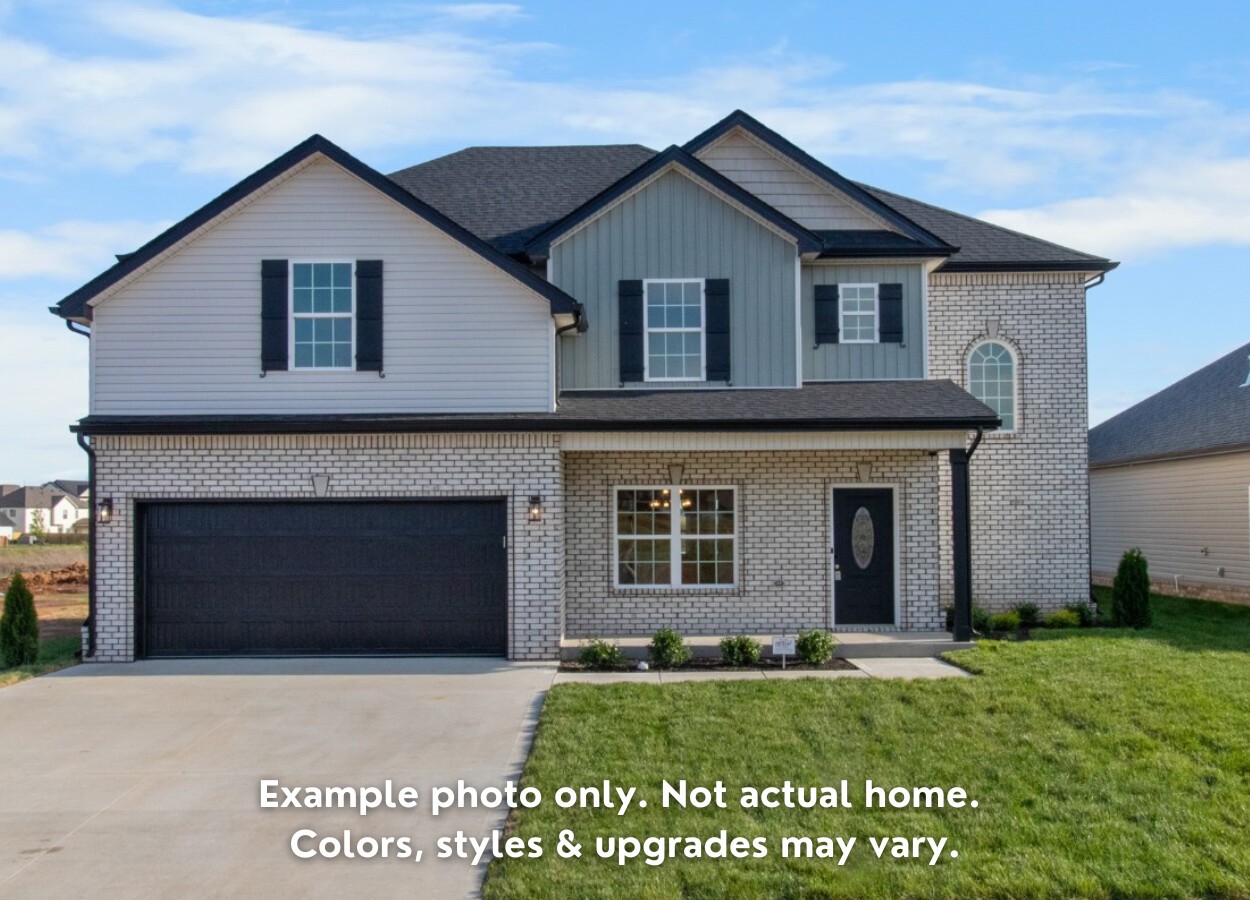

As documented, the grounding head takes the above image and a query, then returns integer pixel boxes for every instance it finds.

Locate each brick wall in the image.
[89,433,564,662]
[928,271,1091,611]
[563,449,944,636]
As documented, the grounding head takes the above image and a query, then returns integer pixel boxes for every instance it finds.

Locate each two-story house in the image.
[0,485,88,536]
[51,111,1114,661]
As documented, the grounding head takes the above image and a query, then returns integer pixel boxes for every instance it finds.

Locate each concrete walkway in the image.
[552,656,970,685]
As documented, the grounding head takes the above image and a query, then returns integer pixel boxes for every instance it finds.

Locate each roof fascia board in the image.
[52,135,580,320]
[1090,441,1250,470]
[683,111,954,250]
[525,145,822,256]
[937,260,1120,274]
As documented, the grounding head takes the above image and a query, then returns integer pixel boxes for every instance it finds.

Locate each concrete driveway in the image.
[0,659,556,899]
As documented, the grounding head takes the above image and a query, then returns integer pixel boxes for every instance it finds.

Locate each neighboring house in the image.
[44,479,91,502]
[0,486,87,535]
[1090,342,1250,603]
[50,110,1115,662]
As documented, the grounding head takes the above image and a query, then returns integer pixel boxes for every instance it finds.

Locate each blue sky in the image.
[2,0,1249,482]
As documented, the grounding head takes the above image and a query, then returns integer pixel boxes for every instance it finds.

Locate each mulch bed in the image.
[558,657,856,673]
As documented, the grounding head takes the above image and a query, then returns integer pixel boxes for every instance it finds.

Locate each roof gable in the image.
[1090,341,1250,466]
[51,135,581,322]
[523,145,823,257]
[684,111,953,251]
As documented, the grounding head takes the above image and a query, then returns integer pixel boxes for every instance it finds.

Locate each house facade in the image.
[52,111,1114,662]
[1090,341,1250,604]
[0,486,88,536]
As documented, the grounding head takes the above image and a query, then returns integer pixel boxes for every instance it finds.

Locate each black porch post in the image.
[949,447,973,641]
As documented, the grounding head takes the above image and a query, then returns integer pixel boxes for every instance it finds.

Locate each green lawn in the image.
[0,633,80,689]
[485,593,1250,899]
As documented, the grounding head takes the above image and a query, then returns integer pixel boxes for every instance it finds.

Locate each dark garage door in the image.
[138,500,507,657]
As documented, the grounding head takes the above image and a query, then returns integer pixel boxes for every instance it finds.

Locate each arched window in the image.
[968,341,1017,431]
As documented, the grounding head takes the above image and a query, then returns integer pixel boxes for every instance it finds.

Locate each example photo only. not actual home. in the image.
[50,110,1116,663]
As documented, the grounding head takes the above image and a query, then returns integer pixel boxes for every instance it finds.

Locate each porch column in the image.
[949,448,973,641]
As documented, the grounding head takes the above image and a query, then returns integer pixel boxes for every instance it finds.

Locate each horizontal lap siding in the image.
[554,170,797,390]
[697,131,884,230]
[1091,453,1250,595]
[91,158,553,415]
[802,263,925,380]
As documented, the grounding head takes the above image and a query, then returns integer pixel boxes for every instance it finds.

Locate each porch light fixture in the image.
[97,498,113,524]
[527,495,544,522]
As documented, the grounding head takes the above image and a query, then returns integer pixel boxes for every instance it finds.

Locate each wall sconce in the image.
[527,495,544,522]
[97,498,113,524]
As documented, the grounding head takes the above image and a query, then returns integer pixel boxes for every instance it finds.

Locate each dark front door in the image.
[138,500,508,657]
[832,488,895,626]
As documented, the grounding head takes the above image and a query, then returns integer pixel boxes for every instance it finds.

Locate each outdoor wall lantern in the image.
[528,495,544,522]
[97,498,113,524]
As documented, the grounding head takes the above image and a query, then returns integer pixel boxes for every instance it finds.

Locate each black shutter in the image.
[705,278,731,382]
[261,259,288,372]
[618,279,644,383]
[814,283,840,344]
[355,260,384,372]
[879,283,903,343]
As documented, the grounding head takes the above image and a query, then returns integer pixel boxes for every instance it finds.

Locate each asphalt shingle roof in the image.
[72,380,998,435]
[389,145,1113,271]
[0,487,57,509]
[1089,341,1250,466]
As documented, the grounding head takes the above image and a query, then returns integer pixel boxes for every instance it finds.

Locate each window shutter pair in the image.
[259,259,383,372]
[617,279,731,383]
[813,282,904,345]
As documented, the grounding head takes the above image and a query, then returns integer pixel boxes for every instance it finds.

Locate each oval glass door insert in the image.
[851,507,875,569]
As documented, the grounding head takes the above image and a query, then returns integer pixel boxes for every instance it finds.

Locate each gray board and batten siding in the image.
[552,169,799,390]
[802,262,926,381]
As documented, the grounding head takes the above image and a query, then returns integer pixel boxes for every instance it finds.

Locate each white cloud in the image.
[979,157,1250,259]
[0,219,169,280]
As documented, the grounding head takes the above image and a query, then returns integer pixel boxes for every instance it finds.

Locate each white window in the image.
[615,487,736,587]
[840,283,878,343]
[644,279,705,381]
[969,340,1017,431]
[291,262,354,369]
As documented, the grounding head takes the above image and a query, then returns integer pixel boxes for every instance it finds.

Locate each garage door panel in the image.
[140,501,508,657]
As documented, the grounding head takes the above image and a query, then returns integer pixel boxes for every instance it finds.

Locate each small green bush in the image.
[1,572,39,668]
[1015,602,1040,629]
[1064,602,1096,628]
[795,629,836,666]
[1112,548,1152,628]
[579,639,625,670]
[719,634,762,667]
[988,610,1021,633]
[972,604,992,634]
[1045,609,1081,629]
[649,628,692,668]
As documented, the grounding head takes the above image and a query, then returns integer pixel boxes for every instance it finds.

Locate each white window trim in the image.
[967,339,1019,434]
[289,259,356,371]
[839,282,879,344]
[612,485,738,589]
[642,278,707,382]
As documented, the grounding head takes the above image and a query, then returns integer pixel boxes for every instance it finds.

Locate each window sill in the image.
[612,584,741,595]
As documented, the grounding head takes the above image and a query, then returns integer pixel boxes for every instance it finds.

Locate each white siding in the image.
[697,130,886,231]
[1091,452,1250,595]
[90,157,555,415]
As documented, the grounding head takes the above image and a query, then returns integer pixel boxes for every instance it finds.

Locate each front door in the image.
[832,488,895,626]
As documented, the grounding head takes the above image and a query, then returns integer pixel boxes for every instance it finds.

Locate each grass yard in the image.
[0,586,85,689]
[485,593,1250,899]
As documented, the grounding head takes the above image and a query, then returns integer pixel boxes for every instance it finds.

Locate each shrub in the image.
[1015,602,1040,629]
[1064,602,1096,628]
[578,639,625,670]
[972,604,993,633]
[795,629,836,666]
[1112,548,1152,628]
[988,610,1021,633]
[649,628,692,668]
[1,572,39,668]
[1045,609,1081,629]
[719,634,762,667]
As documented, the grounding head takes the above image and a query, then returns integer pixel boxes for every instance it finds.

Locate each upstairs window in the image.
[839,283,878,343]
[644,279,705,381]
[968,340,1017,431]
[291,262,354,369]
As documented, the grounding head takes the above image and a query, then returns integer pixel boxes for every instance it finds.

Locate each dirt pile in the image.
[24,563,89,593]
